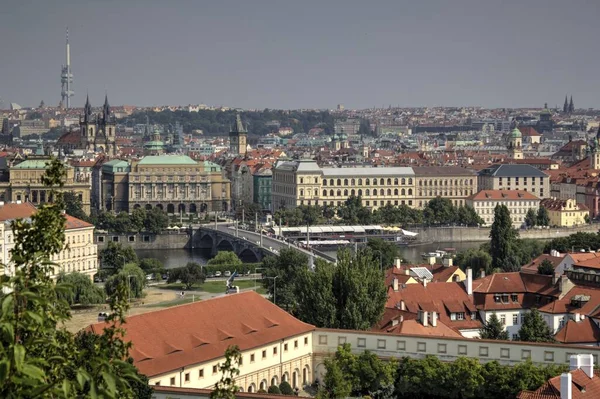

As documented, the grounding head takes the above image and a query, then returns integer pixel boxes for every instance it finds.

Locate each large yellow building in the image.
[100,155,231,214]
[540,198,589,227]
[0,202,98,279]
[271,160,477,210]
[0,158,91,214]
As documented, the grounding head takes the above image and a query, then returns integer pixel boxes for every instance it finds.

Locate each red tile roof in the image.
[521,254,565,274]
[468,190,539,201]
[540,198,589,212]
[518,369,600,399]
[554,318,600,344]
[0,202,92,229]
[87,292,315,377]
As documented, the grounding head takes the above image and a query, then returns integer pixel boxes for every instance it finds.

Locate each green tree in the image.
[113,211,134,234]
[261,248,308,311]
[210,345,241,399]
[105,263,146,299]
[446,357,484,399]
[56,271,105,306]
[139,258,165,278]
[63,191,89,221]
[525,208,537,227]
[455,248,493,276]
[480,313,509,340]
[395,356,449,398]
[456,205,484,226]
[337,195,372,225]
[423,197,456,225]
[208,251,243,267]
[513,239,544,265]
[295,249,387,330]
[537,259,555,275]
[144,207,169,234]
[167,262,206,289]
[537,207,550,227]
[585,214,591,224]
[0,157,148,398]
[279,381,294,395]
[320,357,352,399]
[517,309,555,343]
[366,237,400,269]
[479,361,515,399]
[100,241,138,273]
[489,205,520,272]
[268,385,281,394]
[543,231,600,253]
[130,207,147,232]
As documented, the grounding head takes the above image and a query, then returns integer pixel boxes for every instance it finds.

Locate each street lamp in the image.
[254,267,265,291]
[264,276,279,305]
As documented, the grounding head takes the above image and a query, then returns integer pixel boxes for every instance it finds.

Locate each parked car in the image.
[215,271,222,277]
[206,272,214,278]
[224,271,231,277]
[98,312,110,322]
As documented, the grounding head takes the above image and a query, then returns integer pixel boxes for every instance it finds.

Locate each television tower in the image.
[60,28,74,108]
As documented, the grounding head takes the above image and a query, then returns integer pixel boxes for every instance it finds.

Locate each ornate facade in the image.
[79,94,117,156]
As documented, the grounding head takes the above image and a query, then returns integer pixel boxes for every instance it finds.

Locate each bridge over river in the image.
[192,223,337,264]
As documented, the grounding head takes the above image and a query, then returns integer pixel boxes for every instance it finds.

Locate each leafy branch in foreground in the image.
[0,157,150,398]
[210,345,242,399]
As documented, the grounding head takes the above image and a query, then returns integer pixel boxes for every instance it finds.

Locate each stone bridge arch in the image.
[239,247,260,262]
[216,238,235,252]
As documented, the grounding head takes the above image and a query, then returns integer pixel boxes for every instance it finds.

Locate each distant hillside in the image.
[121,109,335,136]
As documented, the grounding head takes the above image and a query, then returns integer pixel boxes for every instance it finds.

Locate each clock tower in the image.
[229,114,247,156]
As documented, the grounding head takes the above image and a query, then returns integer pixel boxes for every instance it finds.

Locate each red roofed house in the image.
[0,202,97,280]
[466,190,540,227]
[88,292,314,393]
[518,354,600,399]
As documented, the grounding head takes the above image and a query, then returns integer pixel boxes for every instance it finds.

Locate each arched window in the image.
[429,179,433,186]
[358,189,363,196]
[419,180,423,186]
[455,179,458,185]
[401,188,406,195]
[358,178,363,185]
[387,189,392,195]
[387,178,392,185]
[330,189,334,196]
[330,179,334,186]
[445,180,448,186]
[307,189,311,196]
[380,189,385,196]
[344,179,349,186]
[366,189,370,196]
[351,178,355,185]
[434,180,438,186]
[394,188,398,195]
[323,190,327,197]
[337,179,341,186]
[365,178,370,185]
[419,190,422,196]
[470,179,474,185]
[300,178,304,184]
[408,178,413,185]
[401,178,406,185]
[394,178,399,185]
[351,189,355,196]
[337,189,341,196]
[408,188,413,195]
[314,177,318,183]
[300,189,304,196]
[344,189,348,196]
[323,180,328,186]
[380,178,385,185]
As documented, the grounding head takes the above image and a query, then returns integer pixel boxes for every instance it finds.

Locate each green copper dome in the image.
[511,127,522,138]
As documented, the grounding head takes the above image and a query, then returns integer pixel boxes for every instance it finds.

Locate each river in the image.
[135,241,484,269]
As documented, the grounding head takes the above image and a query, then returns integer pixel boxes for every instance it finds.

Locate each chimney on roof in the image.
[405,268,410,276]
[560,373,572,399]
[431,311,437,327]
[394,257,401,269]
[443,256,453,267]
[465,268,473,295]
[570,354,594,379]
[393,277,399,292]
[392,318,399,327]
[480,269,485,279]
[400,300,405,311]
[559,275,574,296]
[423,278,427,288]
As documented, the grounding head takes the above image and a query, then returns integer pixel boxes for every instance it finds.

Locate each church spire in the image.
[103,93,111,120]
[563,95,568,113]
[83,93,92,122]
[569,96,574,113]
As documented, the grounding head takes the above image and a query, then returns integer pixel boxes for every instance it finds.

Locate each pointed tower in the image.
[229,114,247,156]
[80,95,95,152]
[563,95,569,113]
[507,126,523,160]
[592,125,600,170]
[100,94,117,156]
[569,96,575,113]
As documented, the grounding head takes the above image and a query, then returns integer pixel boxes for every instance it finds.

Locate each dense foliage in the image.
[167,262,206,289]
[455,248,493,275]
[94,208,169,234]
[274,196,483,227]
[543,231,600,253]
[262,248,387,330]
[295,249,387,330]
[63,191,90,221]
[366,238,402,269]
[104,263,147,299]
[538,259,555,275]
[99,241,139,273]
[479,313,509,340]
[210,345,241,399]
[517,309,555,343]
[318,345,566,399]
[123,109,335,136]
[207,251,243,267]
[489,205,521,272]
[56,271,105,306]
[0,158,149,398]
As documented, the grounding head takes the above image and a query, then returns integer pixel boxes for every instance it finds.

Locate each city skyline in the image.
[2,0,600,109]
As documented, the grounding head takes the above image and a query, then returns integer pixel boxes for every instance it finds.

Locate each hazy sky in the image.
[2,0,600,109]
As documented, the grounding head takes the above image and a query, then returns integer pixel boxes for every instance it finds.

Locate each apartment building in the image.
[466,190,540,227]
[272,159,478,210]
[478,164,550,199]
[88,292,314,393]
[99,155,231,214]
[540,198,589,227]
[0,202,97,279]
[0,158,92,214]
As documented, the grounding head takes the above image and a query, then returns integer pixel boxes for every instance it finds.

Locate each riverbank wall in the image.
[95,231,191,250]
[410,224,599,243]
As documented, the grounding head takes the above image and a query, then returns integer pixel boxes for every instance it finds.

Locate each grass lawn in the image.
[143,296,200,308]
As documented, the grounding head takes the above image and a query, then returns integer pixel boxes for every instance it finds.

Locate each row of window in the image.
[321,177,414,187]
[498,177,545,184]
